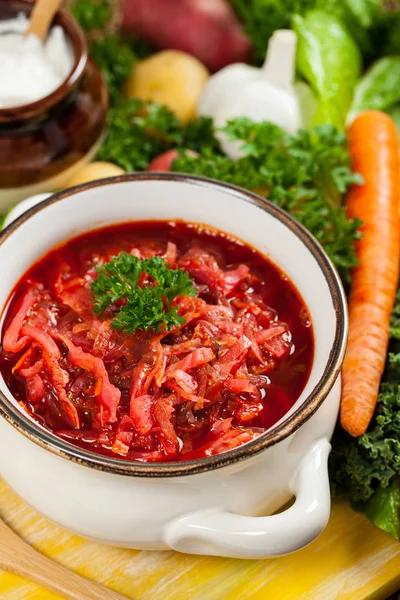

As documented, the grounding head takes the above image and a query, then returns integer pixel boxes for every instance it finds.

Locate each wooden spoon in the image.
[0,517,131,600]
[24,0,64,42]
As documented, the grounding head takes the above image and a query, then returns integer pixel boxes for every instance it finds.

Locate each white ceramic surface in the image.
[0,174,347,559]
[3,192,52,227]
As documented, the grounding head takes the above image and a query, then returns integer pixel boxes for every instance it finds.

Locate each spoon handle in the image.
[25,0,64,41]
[0,519,129,600]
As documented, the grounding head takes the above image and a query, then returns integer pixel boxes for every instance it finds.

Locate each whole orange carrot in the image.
[340,110,400,437]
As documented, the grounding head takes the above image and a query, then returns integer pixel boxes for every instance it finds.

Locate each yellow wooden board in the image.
[1,478,400,600]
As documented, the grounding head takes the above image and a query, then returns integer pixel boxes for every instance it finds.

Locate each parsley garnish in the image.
[91,253,198,334]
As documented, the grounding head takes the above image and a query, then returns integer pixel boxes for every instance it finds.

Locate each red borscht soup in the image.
[0,221,313,462]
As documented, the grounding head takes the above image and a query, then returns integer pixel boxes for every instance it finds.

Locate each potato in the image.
[126,50,209,123]
[65,162,125,188]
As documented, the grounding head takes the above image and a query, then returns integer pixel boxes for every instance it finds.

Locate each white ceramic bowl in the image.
[0,174,347,559]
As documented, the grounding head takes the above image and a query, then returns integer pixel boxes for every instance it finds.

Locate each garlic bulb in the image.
[197,30,303,159]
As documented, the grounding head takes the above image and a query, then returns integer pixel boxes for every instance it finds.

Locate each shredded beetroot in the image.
[55,334,121,425]
[3,287,39,353]
[130,394,154,435]
[0,221,313,462]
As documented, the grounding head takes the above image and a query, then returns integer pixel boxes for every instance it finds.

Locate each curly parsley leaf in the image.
[89,37,135,105]
[91,252,144,314]
[98,99,221,170]
[180,117,223,155]
[113,289,185,335]
[143,257,198,308]
[91,253,197,333]
[70,0,111,32]
[97,99,182,170]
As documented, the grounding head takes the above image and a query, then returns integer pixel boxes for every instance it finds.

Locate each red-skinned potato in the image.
[122,0,251,72]
[147,149,198,172]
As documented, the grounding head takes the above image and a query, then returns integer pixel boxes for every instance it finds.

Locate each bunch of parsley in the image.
[98,99,221,171]
[330,288,400,539]
[172,119,362,285]
[91,253,197,333]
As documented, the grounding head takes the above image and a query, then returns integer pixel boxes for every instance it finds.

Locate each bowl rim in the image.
[0,172,348,477]
[0,0,87,122]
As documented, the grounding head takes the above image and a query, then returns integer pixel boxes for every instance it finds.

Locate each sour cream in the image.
[0,14,74,109]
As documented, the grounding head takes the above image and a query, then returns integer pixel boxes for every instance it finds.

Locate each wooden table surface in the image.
[1,479,400,600]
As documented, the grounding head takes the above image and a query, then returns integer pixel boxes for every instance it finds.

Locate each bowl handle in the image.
[164,438,331,559]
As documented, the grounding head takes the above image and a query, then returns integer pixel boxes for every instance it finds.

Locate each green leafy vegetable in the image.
[92,251,145,315]
[293,10,362,129]
[317,0,382,57]
[330,377,400,503]
[91,253,197,334]
[173,119,362,284]
[97,99,182,170]
[70,0,111,32]
[350,56,400,120]
[360,479,400,539]
[98,98,221,171]
[89,36,135,105]
[293,82,318,129]
[330,289,400,539]
[180,117,222,155]
[112,286,185,334]
[346,0,379,29]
